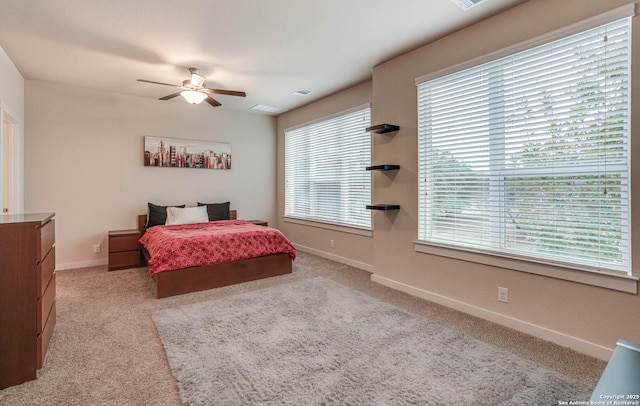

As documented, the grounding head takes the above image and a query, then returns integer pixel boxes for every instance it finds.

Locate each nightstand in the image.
[108,229,141,271]
[247,220,268,227]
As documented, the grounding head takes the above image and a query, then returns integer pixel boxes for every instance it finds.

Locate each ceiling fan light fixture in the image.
[138,67,244,109]
[181,90,207,104]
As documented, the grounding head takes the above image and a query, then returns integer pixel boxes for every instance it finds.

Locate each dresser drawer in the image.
[37,273,56,334]
[36,301,56,370]
[37,219,55,262]
[37,247,55,299]
[108,250,140,270]
[109,231,140,253]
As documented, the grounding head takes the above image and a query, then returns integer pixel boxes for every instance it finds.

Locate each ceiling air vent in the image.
[293,89,313,96]
[450,0,487,10]
[251,104,286,114]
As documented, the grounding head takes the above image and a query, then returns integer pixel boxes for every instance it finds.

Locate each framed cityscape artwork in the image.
[143,136,231,169]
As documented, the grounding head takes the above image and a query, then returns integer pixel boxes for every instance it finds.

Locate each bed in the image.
[137,206,295,298]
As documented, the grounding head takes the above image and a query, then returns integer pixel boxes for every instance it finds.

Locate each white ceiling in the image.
[0,0,526,115]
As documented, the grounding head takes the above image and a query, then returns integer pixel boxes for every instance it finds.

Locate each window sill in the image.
[284,216,373,237]
[414,241,638,294]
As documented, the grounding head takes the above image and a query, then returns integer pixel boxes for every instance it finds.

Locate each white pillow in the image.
[165,206,209,225]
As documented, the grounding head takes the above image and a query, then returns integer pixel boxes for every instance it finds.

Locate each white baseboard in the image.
[371,273,614,361]
[294,244,374,273]
[57,258,108,271]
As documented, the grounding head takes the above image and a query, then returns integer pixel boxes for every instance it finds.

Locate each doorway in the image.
[1,111,20,214]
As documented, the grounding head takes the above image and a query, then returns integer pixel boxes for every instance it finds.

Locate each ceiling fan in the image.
[137,67,246,107]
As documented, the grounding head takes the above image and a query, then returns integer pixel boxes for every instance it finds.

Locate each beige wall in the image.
[276,80,374,270]
[0,46,23,117]
[25,80,277,269]
[277,0,640,358]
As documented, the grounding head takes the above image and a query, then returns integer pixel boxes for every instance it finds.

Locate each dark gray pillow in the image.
[147,202,185,228]
[197,201,230,221]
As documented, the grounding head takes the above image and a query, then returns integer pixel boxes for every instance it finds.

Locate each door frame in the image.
[1,102,23,214]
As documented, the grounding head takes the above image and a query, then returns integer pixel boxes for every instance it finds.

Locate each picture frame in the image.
[143,136,231,169]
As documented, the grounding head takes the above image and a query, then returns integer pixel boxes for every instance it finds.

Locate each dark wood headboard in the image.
[137,209,237,236]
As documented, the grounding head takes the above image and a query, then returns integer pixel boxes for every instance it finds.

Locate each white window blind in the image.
[417,17,631,275]
[285,106,371,229]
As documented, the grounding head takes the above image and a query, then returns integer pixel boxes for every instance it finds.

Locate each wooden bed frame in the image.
[137,210,292,298]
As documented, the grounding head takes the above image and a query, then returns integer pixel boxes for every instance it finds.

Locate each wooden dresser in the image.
[0,213,56,389]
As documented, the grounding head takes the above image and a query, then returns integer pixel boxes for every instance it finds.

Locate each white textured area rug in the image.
[153,278,592,405]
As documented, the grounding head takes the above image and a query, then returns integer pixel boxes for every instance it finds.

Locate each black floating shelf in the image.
[366,204,401,211]
[366,164,400,171]
[366,123,400,134]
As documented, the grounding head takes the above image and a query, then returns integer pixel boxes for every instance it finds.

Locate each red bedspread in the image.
[139,220,297,277]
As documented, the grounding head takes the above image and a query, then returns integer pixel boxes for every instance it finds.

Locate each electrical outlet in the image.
[93,243,101,254]
[330,239,335,248]
[498,287,509,303]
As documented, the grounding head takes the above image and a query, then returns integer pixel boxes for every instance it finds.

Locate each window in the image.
[285,105,371,229]
[416,13,632,278]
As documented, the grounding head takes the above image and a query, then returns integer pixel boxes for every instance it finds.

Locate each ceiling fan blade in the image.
[205,88,246,97]
[159,92,182,100]
[205,96,222,107]
[137,79,181,88]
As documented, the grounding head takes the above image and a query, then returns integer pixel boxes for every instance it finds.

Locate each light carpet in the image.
[153,277,593,405]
